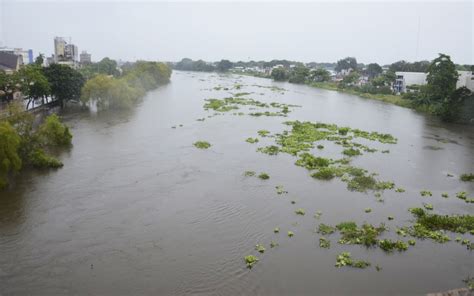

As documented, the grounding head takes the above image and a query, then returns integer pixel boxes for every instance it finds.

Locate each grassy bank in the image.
[308,82,413,109]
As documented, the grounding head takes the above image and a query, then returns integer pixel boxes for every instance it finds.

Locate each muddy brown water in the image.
[1,71,473,295]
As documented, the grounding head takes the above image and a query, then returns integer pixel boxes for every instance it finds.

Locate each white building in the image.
[0,47,33,64]
[394,71,474,93]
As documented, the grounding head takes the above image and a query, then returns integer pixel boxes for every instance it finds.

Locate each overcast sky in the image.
[1,0,472,65]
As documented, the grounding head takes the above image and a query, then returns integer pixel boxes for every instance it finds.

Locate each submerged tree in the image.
[43,64,85,107]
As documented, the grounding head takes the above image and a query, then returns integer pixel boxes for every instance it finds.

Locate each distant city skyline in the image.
[1,1,472,65]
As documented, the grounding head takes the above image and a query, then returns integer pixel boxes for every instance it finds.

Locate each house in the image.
[0,51,23,74]
[393,71,474,93]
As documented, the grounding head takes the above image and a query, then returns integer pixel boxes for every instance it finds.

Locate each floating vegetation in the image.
[203,96,298,115]
[291,200,296,204]
[395,187,405,193]
[423,145,444,151]
[295,208,306,215]
[270,241,278,248]
[244,171,256,177]
[409,208,474,234]
[408,239,416,246]
[244,255,259,268]
[460,173,474,182]
[318,224,335,235]
[246,137,259,144]
[365,208,372,213]
[388,216,394,220]
[423,203,434,210]
[196,118,205,121]
[343,148,362,157]
[314,211,322,219]
[274,227,280,233]
[193,141,211,149]
[456,191,468,200]
[288,231,294,237]
[255,244,266,253]
[311,167,339,180]
[295,153,331,170]
[319,237,331,248]
[420,190,433,197]
[258,172,270,180]
[336,222,386,247]
[381,150,390,153]
[275,185,288,194]
[234,92,252,97]
[257,145,280,155]
[335,252,370,269]
[257,130,270,137]
[378,239,409,252]
[442,193,449,198]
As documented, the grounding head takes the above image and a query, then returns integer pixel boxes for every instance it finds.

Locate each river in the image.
[0,71,473,295]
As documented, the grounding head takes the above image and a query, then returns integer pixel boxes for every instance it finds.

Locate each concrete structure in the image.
[394,71,474,93]
[80,51,92,64]
[0,51,23,74]
[65,44,78,61]
[0,47,33,64]
[54,37,79,68]
[54,37,67,62]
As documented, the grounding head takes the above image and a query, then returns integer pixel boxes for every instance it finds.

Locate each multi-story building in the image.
[80,51,92,64]
[0,51,23,74]
[54,37,67,62]
[0,47,33,64]
[54,37,79,68]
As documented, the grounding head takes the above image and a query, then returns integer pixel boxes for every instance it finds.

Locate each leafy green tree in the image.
[0,121,22,188]
[271,67,289,81]
[310,68,331,82]
[365,63,383,79]
[335,57,358,73]
[389,60,430,72]
[216,60,233,72]
[96,57,120,76]
[43,64,85,107]
[289,66,310,84]
[436,87,472,122]
[18,65,51,108]
[35,54,44,66]
[341,71,360,85]
[425,54,459,103]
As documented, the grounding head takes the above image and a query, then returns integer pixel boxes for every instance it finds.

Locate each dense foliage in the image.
[81,61,171,110]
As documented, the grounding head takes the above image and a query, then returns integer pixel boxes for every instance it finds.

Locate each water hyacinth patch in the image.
[246,137,259,144]
[255,244,266,253]
[244,255,259,268]
[336,222,386,247]
[274,227,280,233]
[365,208,372,213]
[395,187,405,193]
[318,224,336,235]
[194,141,211,149]
[460,174,474,182]
[378,239,409,252]
[319,237,331,248]
[244,171,256,177]
[409,208,474,234]
[456,191,468,200]
[257,130,270,137]
[258,172,270,180]
[335,252,371,269]
[423,203,434,210]
[442,193,449,198]
[288,231,294,237]
[275,185,288,194]
[270,241,279,248]
[420,190,432,197]
[295,208,306,215]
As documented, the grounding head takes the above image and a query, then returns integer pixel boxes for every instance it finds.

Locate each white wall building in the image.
[394,71,474,93]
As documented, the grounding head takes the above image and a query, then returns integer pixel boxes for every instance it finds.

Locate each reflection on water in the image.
[0,71,473,295]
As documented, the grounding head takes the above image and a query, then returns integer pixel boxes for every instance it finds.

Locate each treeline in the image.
[81,61,171,110]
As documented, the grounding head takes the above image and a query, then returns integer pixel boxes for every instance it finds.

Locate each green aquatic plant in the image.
[255,244,266,253]
[270,241,278,248]
[408,239,416,246]
[257,130,270,137]
[288,231,294,237]
[456,191,468,200]
[365,208,372,213]
[460,173,474,182]
[375,265,382,271]
[381,150,390,153]
[409,208,474,234]
[257,145,280,155]
[318,224,335,235]
[395,187,405,193]
[420,190,432,197]
[311,167,339,180]
[423,203,434,210]
[378,239,409,252]
[347,175,377,192]
[291,200,296,204]
[442,193,449,198]
[244,255,259,268]
[317,145,324,149]
[388,216,394,220]
[258,172,270,180]
[274,227,280,233]
[244,171,256,177]
[337,223,386,247]
[275,185,288,195]
[295,153,331,170]
[246,137,259,144]
[193,141,211,149]
[295,208,306,215]
[196,118,205,121]
[335,252,371,269]
[338,127,350,135]
[342,148,362,157]
[319,237,331,248]
[314,211,322,219]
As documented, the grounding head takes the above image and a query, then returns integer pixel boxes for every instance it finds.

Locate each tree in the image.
[335,57,358,73]
[437,87,472,122]
[289,66,310,84]
[96,57,119,76]
[425,53,459,103]
[0,70,22,102]
[341,71,360,86]
[216,60,233,72]
[389,60,430,72]
[35,54,44,66]
[271,67,289,81]
[365,63,383,79]
[310,68,331,82]
[18,65,51,108]
[0,121,22,189]
[43,64,85,107]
